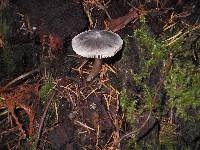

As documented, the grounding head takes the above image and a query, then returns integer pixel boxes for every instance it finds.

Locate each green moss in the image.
[119,15,200,149]
[40,80,54,103]
[165,62,200,121]
[120,88,138,123]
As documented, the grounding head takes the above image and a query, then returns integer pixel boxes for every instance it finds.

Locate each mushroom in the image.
[72,30,123,82]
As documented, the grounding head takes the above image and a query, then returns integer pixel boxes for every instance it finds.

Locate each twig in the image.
[117,111,152,146]
[97,0,112,20]
[35,87,57,148]
[152,52,174,108]
[0,126,19,136]
[103,132,114,148]
[118,131,136,147]
[74,120,95,131]
[166,25,200,46]
[96,124,100,146]
[54,102,59,122]
[0,68,40,92]
[137,112,152,134]
[84,87,99,100]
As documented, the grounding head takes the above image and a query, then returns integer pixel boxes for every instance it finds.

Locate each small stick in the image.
[35,88,57,148]
[0,126,18,136]
[83,87,99,100]
[117,112,152,146]
[0,68,39,92]
[95,124,100,146]
[74,120,95,131]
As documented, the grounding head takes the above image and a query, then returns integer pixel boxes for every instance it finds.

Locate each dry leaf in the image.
[49,34,62,49]
[108,8,139,32]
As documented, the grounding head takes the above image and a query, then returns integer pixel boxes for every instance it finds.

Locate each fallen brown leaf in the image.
[108,8,139,32]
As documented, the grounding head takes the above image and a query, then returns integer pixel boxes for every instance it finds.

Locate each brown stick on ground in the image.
[0,68,40,92]
[86,59,103,82]
[35,89,57,148]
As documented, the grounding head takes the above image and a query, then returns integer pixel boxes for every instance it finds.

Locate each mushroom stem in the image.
[86,58,103,82]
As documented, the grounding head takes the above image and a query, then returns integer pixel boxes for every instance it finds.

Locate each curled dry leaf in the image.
[0,83,40,137]
[107,8,139,32]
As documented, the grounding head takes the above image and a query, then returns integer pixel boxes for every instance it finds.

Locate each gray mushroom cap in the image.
[72,30,123,58]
